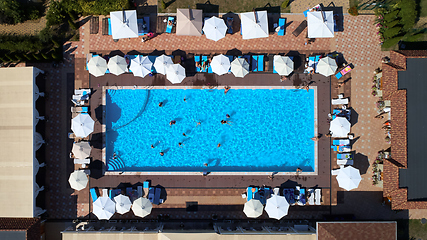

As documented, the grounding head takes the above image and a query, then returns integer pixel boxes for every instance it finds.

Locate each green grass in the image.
[420,0,427,17]
[409,219,427,239]
[158,0,286,13]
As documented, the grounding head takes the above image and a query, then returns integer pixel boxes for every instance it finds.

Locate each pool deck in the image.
[29,13,412,221]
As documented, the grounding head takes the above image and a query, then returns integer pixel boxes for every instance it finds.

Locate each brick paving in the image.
[0,17,47,35]
[25,10,412,221]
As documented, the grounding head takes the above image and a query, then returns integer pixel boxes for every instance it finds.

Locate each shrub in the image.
[68,19,78,30]
[46,1,66,27]
[41,53,49,60]
[398,0,417,31]
[160,0,166,10]
[78,0,130,15]
[348,6,358,16]
[385,20,399,29]
[383,26,402,39]
[0,0,23,24]
[52,39,61,48]
[32,53,41,61]
[382,36,403,48]
[281,0,290,8]
[384,10,399,22]
[405,33,425,42]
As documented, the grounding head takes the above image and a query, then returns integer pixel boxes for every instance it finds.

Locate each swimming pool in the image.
[105,87,316,172]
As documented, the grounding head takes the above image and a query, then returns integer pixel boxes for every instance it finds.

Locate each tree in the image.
[46,1,66,27]
[0,0,23,24]
[382,36,403,48]
[383,26,402,39]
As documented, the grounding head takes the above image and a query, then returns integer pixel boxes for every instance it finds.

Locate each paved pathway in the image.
[0,17,47,35]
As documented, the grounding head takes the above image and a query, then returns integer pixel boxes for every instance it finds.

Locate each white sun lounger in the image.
[337,159,353,166]
[74,158,90,164]
[331,165,344,175]
[308,189,315,205]
[332,98,349,105]
[315,189,321,205]
[273,188,280,195]
[102,189,109,198]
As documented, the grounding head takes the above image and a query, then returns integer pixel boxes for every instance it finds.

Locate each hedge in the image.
[383,26,402,39]
[382,36,403,48]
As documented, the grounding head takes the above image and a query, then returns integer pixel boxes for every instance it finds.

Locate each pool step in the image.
[107,157,126,171]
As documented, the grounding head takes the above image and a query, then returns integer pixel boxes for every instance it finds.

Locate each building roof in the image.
[316,222,397,240]
[0,218,41,240]
[382,50,427,209]
[397,57,427,200]
[0,67,39,217]
[62,232,316,240]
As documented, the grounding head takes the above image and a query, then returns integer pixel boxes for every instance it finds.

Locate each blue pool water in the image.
[106,88,315,172]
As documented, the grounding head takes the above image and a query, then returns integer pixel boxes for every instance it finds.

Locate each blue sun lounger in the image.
[251,55,258,72]
[247,187,253,201]
[278,18,286,36]
[333,139,350,146]
[108,18,112,35]
[298,188,306,205]
[90,188,98,202]
[166,17,175,33]
[137,17,150,36]
[337,153,353,160]
[194,55,201,72]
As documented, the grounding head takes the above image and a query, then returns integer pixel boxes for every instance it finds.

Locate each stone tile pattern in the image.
[382,50,427,210]
[317,222,397,240]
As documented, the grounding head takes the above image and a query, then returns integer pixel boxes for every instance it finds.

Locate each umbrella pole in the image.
[122,8,125,23]
[253,9,258,23]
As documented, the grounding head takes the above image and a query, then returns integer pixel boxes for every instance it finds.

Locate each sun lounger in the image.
[90,188,98,202]
[337,159,353,166]
[74,158,90,166]
[137,17,150,36]
[75,89,91,96]
[226,17,234,34]
[297,188,306,206]
[137,186,143,198]
[194,56,201,72]
[154,188,161,204]
[314,55,321,73]
[315,189,321,205]
[331,169,340,175]
[273,188,280,195]
[110,189,121,199]
[251,55,258,72]
[108,18,112,35]
[332,98,349,105]
[283,189,295,205]
[201,56,211,73]
[148,187,155,203]
[102,189,109,197]
[292,20,307,37]
[333,139,350,146]
[335,64,354,79]
[166,17,175,33]
[278,18,286,36]
[332,109,351,121]
[308,189,315,205]
[331,145,352,152]
[143,181,150,198]
[247,187,253,201]
[337,153,353,160]
[71,107,88,113]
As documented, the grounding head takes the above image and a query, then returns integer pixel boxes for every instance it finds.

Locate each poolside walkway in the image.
[29,11,409,221]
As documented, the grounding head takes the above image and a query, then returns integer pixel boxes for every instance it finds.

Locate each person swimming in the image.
[170,120,176,126]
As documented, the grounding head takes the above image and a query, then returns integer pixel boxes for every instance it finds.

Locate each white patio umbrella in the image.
[110,10,138,39]
[154,54,173,75]
[87,56,108,77]
[130,55,152,78]
[211,54,231,76]
[336,166,362,191]
[72,142,91,160]
[317,57,338,76]
[243,199,263,218]
[265,195,290,220]
[329,116,351,138]
[114,194,132,214]
[108,55,128,76]
[230,58,249,78]
[68,170,88,191]
[307,11,334,38]
[93,197,116,220]
[202,16,227,41]
[132,197,153,218]
[166,64,186,84]
[240,10,269,40]
[71,114,94,138]
[273,55,294,76]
